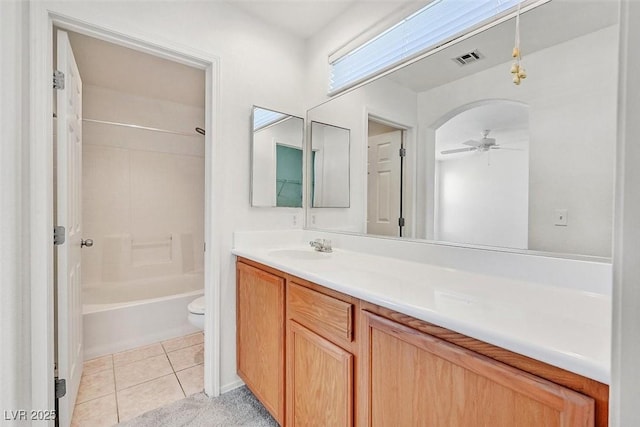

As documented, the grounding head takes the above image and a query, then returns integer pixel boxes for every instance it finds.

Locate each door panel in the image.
[361,312,594,427]
[236,262,285,424]
[367,130,402,237]
[56,29,84,427]
[287,320,353,427]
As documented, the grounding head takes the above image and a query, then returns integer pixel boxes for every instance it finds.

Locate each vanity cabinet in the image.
[236,261,285,424]
[360,311,595,427]
[286,280,358,427]
[236,258,607,427]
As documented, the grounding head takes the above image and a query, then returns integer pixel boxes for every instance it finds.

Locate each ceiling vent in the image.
[452,50,483,66]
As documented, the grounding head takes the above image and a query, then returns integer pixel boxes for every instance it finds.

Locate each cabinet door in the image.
[237,262,285,424]
[360,312,594,427]
[287,320,353,427]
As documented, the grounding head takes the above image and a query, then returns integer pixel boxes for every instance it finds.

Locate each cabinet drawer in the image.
[288,282,353,343]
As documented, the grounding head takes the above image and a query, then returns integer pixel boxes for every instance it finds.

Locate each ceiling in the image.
[386,0,619,93]
[67,31,205,107]
[229,0,358,39]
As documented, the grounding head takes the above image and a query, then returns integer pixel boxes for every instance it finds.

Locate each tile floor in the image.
[71,332,204,427]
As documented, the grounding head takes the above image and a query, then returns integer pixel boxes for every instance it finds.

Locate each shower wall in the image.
[82,85,205,286]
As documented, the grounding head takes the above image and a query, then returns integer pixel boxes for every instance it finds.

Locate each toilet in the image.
[187,296,205,330]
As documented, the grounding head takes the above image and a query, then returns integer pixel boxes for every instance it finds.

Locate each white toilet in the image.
[187,296,205,330]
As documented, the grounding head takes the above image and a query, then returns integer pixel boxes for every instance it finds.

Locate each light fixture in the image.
[510,2,527,85]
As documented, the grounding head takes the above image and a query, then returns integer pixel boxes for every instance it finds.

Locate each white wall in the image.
[311,122,350,207]
[0,0,32,419]
[82,85,205,285]
[252,117,303,207]
[435,148,529,249]
[418,25,618,257]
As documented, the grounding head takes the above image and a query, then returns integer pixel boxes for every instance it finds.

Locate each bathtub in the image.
[83,272,204,360]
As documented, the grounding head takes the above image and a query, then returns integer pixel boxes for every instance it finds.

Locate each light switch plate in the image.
[554,209,568,226]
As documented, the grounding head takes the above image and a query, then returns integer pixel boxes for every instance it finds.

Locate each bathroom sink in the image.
[268,249,332,260]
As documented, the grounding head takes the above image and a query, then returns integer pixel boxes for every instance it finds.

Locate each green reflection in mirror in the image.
[276,144,302,207]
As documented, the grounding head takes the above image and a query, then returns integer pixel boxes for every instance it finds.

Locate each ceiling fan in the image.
[440,130,521,155]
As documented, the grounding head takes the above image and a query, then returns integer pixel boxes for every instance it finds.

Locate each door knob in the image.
[81,239,94,248]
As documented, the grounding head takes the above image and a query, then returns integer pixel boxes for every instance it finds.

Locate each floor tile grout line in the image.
[75,388,115,406]
[166,350,178,374]
[115,368,176,393]
[111,355,120,423]
[113,348,166,368]
[174,372,188,398]
[174,362,204,374]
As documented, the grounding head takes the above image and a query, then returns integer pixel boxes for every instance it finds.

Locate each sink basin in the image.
[268,249,332,260]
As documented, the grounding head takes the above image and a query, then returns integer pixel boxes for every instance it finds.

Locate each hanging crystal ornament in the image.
[510,1,527,85]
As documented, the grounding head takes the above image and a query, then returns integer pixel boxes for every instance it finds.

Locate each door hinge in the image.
[53,226,65,246]
[399,147,406,157]
[398,217,405,227]
[53,70,65,90]
[54,378,66,399]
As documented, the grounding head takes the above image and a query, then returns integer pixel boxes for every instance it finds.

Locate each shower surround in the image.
[81,84,205,358]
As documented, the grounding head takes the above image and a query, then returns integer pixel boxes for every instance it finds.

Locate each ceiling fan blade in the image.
[441,147,476,155]
[491,146,524,151]
[462,139,481,147]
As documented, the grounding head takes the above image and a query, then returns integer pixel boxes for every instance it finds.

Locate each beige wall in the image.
[82,85,205,285]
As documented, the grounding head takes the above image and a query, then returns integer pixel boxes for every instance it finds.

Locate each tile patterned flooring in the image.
[71,332,204,426]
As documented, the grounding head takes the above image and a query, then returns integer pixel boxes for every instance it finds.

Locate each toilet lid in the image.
[188,296,205,315]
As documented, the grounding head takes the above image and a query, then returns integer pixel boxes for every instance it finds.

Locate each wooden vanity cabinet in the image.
[359,310,595,427]
[236,259,608,427]
[236,261,286,424]
[286,280,358,427]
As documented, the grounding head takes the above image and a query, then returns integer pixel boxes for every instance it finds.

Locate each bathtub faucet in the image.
[309,238,332,253]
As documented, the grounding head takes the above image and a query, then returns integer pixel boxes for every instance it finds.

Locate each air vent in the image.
[452,50,483,66]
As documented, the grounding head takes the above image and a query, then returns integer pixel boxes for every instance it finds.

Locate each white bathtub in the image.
[83,272,204,360]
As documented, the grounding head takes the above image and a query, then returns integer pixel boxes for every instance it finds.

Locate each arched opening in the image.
[433,100,530,249]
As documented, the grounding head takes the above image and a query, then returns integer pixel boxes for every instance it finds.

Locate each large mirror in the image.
[306,0,618,258]
[251,107,304,207]
[310,121,350,208]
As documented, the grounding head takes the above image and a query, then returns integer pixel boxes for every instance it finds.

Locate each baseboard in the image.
[220,379,245,394]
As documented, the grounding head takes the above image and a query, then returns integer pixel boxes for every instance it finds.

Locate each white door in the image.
[367,130,402,237]
[56,29,83,427]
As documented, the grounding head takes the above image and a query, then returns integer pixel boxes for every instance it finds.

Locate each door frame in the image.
[29,5,221,421]
[363,108,417,239]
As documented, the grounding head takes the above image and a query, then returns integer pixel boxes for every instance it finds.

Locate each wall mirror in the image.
[306,0,618,259]
[251,106,304,208]
[310,121,350,208]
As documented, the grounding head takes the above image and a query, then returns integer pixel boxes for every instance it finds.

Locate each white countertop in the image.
[232,245,611,384]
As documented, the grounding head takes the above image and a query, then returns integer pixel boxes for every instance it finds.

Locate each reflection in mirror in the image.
[310,121,350,208]
[306,0,618,258]
[435,101,529,249]
[251,107,304,208]
[367,120,405,237]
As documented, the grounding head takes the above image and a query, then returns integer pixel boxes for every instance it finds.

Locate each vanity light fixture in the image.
[510,1,527,85]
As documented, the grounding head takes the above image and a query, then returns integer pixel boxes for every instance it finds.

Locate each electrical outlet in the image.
[554,209,568,226]
[311,215,316,225]
[292,215,297,226]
